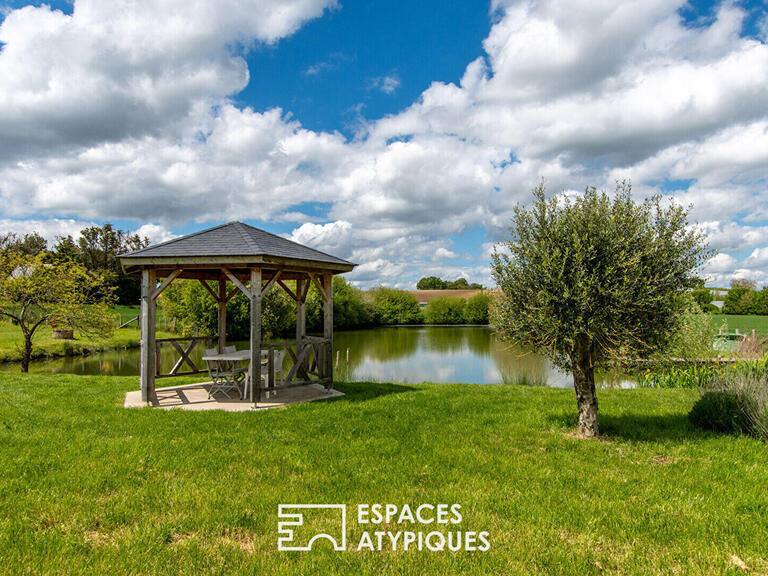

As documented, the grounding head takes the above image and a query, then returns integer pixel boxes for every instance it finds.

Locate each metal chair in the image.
[204,347,244,400]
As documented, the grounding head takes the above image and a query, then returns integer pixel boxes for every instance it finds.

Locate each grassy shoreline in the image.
[0,305,175,364]
[0,375,766,574]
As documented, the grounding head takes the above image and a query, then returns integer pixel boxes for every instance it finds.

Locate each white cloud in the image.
[0,0,337,161]
[743,247,768,270]
[370,74,401,94]
[1,0,768,287]
[0,218,95,243]
[134,223,177,245]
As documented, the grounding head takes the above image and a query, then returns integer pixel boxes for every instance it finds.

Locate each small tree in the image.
[424,297,466,324]
[369,287,422,325]
[491,182,710,436]
[0,252,115,372]
[464,293,491,324]
[723,284,756,315]
[417,276,446,290]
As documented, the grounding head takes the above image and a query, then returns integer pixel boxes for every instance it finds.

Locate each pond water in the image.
[1,326,634,388]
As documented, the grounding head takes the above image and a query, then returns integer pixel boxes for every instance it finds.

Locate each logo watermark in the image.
[277,504,347,551]
[277,503,490,552]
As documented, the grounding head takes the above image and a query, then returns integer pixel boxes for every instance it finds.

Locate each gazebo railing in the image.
[155,336,215,379]
[262,336,332,392]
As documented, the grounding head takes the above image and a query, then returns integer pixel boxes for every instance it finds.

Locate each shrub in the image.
[689,391,752,434]
[688,362,768,439]
[369,287,422,325]
[636,364,721,389]
[664,297,717,360]
[690,288,713,310]
[463,293,491,324]
[424,297,466,324]
[723,286,756,314]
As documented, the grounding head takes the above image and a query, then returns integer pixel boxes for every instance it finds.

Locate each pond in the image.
[1,326,634,388]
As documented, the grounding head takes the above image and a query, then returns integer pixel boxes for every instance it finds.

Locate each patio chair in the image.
[204,347,244,400]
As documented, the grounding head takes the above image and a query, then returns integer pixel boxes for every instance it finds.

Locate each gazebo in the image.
[119,221,355,406]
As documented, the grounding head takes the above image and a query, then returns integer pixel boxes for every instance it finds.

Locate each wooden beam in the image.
[224,286,239,303]
[140,268,157,402]
[250,268,262,404]
[309,272,327,300]
[151,269,181,300]
[218,278,226,353]
[198,278,220,302]
[261,269,282,297]
[222,267,250,298]
[277,278,297,301]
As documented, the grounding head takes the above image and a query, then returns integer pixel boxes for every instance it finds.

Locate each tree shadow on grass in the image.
[332,381,418,403]
[547,411,700,442]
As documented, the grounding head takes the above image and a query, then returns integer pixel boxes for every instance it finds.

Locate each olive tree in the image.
[0,252,115,372]
[491,182,711,437]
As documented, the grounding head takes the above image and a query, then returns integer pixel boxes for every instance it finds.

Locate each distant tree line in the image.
[0,225,148,305]
[692,279,768,315]
[416,276,484,290]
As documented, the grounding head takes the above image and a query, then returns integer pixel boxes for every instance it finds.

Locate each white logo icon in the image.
[277,504,347,551]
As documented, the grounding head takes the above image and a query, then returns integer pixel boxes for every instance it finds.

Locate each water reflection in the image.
[333,327,630,387]
[2,326,633,387]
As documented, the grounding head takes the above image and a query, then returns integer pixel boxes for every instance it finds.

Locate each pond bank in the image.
[0,325,173,364]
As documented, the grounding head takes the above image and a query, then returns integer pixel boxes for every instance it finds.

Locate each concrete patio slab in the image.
[124,382,343,411]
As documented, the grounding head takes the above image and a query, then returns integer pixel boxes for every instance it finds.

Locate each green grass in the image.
[1,376,767,574]
[710,314,768,337]
[0,306,174,363]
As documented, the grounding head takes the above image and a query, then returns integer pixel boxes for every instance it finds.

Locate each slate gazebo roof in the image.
[121,221,355,278]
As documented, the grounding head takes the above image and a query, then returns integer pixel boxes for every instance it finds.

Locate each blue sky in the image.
[0,0,767,287]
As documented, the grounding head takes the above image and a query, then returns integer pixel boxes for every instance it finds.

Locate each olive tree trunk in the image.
[571,334,598,437]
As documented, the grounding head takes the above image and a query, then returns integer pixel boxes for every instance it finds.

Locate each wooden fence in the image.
[262,336,332,392]
[155,336,214,378]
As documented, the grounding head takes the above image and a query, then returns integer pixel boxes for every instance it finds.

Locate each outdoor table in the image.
[201,349,268,400]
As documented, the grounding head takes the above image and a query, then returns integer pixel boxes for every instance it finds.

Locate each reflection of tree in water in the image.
[334,327,420,379]
[422,326,471,355]
[488,338,552,386]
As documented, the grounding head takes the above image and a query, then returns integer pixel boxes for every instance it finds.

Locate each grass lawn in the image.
[0,306,174,363]
[1,376,767,574]
[710,314,768,337]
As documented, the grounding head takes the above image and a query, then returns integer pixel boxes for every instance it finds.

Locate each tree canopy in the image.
[0,251,115,371]
[416,276,484,290]
[53,224,148,304]
[491,182,711,436]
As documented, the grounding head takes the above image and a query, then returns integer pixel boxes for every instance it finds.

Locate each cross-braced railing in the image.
[155,336,215,378]
[262,336,332,392]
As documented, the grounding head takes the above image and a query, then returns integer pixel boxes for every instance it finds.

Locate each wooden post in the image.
[218,278,227,353]
[296,277,307,377]
[140,268,157,403]
[323,273,333,388]
[250,268,263,404]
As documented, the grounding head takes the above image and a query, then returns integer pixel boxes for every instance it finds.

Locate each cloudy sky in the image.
[0,0,766,287]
